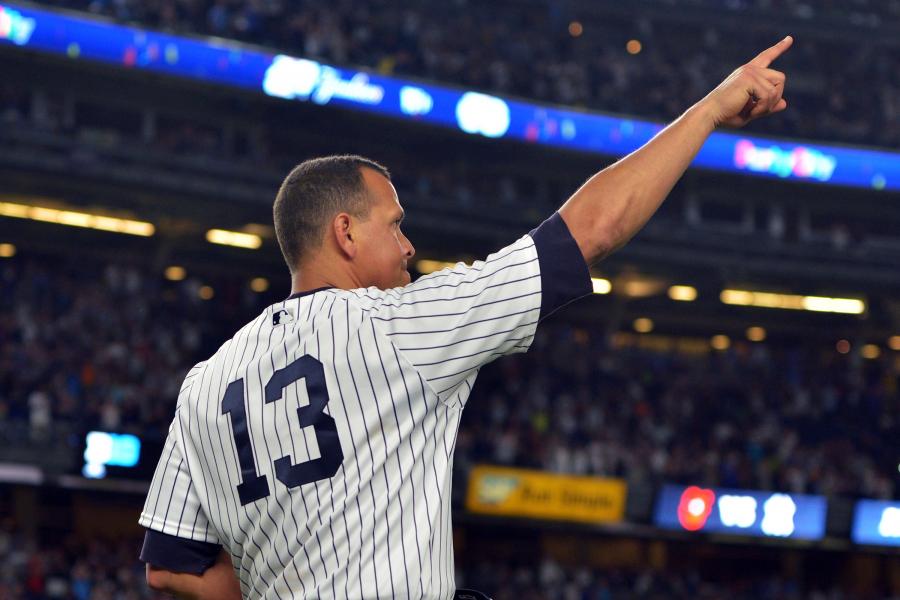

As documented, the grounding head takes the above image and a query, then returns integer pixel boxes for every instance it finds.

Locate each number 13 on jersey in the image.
[221,355,344,505]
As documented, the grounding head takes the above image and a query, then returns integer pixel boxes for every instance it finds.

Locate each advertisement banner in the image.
[466,465,626,524]
[653,484,827,541]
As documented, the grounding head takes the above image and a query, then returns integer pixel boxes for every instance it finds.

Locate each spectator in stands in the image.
[1,253,896,499]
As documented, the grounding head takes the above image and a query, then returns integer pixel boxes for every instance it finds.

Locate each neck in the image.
[290,256,360,295]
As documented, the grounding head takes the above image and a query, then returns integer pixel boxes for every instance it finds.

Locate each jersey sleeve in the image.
[367,212,591,402]
[138,416,221,572]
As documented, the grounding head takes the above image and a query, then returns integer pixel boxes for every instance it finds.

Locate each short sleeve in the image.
[366,212,590,402]
[139,529,220,575]
[528,212,593,318]
[139,416,219,545]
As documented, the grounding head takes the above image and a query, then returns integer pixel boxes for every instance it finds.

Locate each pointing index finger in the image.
[750,36,794,68]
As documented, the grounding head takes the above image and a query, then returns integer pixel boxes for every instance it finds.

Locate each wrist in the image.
[686,99,720,134]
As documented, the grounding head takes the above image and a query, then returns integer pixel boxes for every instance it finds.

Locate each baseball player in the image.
[138,37,793,599]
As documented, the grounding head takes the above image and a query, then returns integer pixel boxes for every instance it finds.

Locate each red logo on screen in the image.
[677,486,716,531]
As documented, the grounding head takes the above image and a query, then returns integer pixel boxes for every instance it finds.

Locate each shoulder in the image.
[354,235,540,308]
[173,361,207,411]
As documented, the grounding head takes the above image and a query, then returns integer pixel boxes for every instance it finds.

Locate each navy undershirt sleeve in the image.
[529,212,593,320]
[140,528,221,575]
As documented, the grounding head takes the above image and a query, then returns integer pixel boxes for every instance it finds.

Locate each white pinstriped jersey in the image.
[140,215,590,599]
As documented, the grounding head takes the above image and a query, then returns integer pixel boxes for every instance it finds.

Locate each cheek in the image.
[392,233,406,258]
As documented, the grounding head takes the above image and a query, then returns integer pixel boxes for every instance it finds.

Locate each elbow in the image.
[559,203,626,265]
[590,218,627,263]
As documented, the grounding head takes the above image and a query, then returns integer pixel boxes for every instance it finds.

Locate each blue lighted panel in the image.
[2,3,898,191]
[852,500,900,547]
[654,484,827,541]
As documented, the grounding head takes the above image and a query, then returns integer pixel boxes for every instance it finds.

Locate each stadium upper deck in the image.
[25,0,900,148]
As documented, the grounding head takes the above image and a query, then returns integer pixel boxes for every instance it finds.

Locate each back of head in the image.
[273,154,390,273]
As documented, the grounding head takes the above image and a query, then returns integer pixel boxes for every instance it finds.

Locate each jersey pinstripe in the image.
[140,233,545,599]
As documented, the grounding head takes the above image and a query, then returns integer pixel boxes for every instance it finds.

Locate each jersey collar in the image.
[285,286,335,301]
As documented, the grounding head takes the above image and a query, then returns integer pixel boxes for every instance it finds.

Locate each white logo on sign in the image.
[761,494,796,537]
[400,86,433,116]
[455,92,510,138]
[688,497,707,517]
[718,495,757,528]
[263,56,321,100]
[877,507,900,538]
[0,7,36,46]
[262,55,384,106]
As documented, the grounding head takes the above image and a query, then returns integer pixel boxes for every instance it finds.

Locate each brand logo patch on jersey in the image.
[273,307,295,326]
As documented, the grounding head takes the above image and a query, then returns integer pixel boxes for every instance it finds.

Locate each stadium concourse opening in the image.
[1,0,899,598]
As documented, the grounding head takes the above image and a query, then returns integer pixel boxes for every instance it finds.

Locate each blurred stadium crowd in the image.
[460,559,858,600]
[2,253,896,500]
[0,256,258,445]
[459,325,898,499]
[0,524,869,599]
[31,0,900,148]
[0,526,163,600]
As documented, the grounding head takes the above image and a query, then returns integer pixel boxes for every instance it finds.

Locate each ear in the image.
[331,212,357,259]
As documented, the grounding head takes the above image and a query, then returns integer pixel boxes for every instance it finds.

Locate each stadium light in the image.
[619,278,665,298]
[415,259,458,274]
[205,229,262,249]
[164,266,186,281]
[0,243,15,257]
[591,277,611,294]
[668,285,697,302]
[711,335,731,351]
[889,336,900,351]
[862,344,881,360]
[0,200,155,236]
[199,285,214,300]
[633,318,653,333]
[720,289,865,315]
[746,327,766,342]
[250,277,269,292]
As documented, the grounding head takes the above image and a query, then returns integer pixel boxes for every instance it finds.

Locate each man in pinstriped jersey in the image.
[138,36,793,599]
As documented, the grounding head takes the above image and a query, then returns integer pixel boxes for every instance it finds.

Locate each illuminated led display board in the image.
[852,500,900,547]
[82,431,141,479]
[654,484,827,541]
[2,2,899,191]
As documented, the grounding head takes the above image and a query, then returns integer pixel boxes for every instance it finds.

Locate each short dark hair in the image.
[273,155,390,273]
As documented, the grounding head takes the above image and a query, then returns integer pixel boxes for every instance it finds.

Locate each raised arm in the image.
[559,36,793,265]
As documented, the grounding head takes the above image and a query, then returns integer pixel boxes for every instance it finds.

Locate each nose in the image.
[402,232,415,259]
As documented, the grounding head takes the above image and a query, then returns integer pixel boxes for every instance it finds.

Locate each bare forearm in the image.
[559,102,716,264]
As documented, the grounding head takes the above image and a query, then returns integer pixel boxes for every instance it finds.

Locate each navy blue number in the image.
[266,355,343,488]
[221,355,343,505]
[222,380,270,505]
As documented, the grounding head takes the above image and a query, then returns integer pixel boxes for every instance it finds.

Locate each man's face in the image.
[353,168,415,289]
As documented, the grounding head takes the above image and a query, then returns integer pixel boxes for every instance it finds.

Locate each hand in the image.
[698,36,793,128]
[146,550,241,600]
